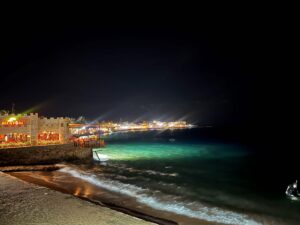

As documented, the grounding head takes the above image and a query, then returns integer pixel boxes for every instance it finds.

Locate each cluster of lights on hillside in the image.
[69,120,195,136]
[98,120,194,132]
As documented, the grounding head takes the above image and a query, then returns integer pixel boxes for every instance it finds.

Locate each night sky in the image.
[1,12,300,221]
[1,15,297,134]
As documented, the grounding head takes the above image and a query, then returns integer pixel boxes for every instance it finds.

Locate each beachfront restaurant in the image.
[0,113,70,148]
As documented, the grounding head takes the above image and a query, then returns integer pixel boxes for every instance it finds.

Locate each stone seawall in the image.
[0,144,92,166]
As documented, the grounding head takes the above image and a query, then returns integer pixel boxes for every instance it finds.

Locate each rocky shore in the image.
[0,144,92,166]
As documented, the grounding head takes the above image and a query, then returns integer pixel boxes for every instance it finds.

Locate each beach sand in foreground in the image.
[0,172,155,225]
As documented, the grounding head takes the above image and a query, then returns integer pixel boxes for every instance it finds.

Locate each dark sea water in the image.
[33,128,300,224]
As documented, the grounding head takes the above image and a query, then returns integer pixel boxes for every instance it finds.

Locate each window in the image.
[61,123,64,127]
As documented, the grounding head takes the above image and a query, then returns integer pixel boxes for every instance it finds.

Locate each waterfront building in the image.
[0,113,70,148]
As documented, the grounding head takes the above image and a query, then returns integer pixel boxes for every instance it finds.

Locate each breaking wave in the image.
[60,167,261,225]
[103,164,178,177]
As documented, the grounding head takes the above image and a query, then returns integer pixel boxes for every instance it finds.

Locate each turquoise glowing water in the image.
[61,130,300,224]
[101,142,247,160]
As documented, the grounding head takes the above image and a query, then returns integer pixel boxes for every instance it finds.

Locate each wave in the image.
[60,167,261,225]
[144,170,178,177]
[102,164,178,177]
[138,196,261,225]
[60,167,147,197]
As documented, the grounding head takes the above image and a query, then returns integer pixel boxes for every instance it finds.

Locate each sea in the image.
[11,128,300,225]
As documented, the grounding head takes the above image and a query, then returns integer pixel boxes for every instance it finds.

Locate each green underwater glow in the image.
[93,142,246,161]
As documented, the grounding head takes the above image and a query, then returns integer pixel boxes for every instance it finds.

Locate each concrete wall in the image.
[0,144,92,166]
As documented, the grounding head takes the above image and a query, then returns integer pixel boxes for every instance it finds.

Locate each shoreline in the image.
[8,165,291,225]
[7,169,213,225]
[1,170,179,225]
[2,165,289,225]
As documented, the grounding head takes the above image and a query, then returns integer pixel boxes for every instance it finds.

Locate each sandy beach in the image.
[0,172,155,225]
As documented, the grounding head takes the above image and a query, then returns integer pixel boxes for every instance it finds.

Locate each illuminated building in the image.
[0,113,70,148]
[68,124,101,135]
[69,120,192,135]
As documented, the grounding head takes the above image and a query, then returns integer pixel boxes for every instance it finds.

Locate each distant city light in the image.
[8,117,17,122]
[69,120,194,136]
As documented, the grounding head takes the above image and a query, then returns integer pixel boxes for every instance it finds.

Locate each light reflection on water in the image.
[88,139,300,224]
[93,142,247,161]
[9,129,300,225]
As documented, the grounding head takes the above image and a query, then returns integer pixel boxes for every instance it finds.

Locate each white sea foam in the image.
[144,170,178,177]
[60,167,146,196]
[138,196,261,225]
[104,164,178,177]
[60,167,261,225]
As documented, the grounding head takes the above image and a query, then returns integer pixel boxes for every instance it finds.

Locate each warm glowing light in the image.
[8,117,17,122]
[68,119,194,136]
[1,117,24,126]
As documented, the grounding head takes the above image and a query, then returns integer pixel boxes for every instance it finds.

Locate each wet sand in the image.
[6,170,217,225]
[6,169,292,225]
[0,172,156,225]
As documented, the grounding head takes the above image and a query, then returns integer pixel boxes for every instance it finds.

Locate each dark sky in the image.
[0,15,298,128]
